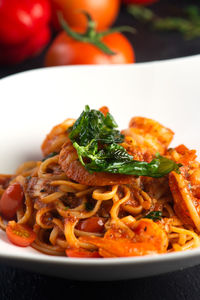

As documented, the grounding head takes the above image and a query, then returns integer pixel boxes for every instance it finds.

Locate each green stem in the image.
[58,12,135,56]
[82,11,97,37]
[58,13,89,42]
[97,26,136,38]
[127,5,155,23]
[92,40,116,55]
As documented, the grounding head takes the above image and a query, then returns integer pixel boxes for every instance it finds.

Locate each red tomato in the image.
[0,0,51,45]
[66,248,102,258]
[6,221,36,247]
[76,217,105,233]
[50,0,120,31]
[0,183,24,220]
[123,0,157,5]
[45,30,135,66]
[0,26,50,65]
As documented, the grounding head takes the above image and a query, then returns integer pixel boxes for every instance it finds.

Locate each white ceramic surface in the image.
[1,55,200,281]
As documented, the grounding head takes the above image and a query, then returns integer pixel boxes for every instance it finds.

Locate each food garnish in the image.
[69,105,181,178]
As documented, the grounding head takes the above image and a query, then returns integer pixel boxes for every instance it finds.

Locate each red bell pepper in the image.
[0,26,51,65]
[0,0,51,65]
[0,0,51,45]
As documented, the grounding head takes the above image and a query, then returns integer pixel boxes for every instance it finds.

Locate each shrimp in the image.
[121,117,174,159]
[167,144,197,166]
[41,118,75,157]
[80,219,168,257]
[168,144,200,231]
[59,141,136,186]
[99,106,109,116]
[169,171,200,231]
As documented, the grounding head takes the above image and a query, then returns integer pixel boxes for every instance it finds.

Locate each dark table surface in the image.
[1,0,200,299]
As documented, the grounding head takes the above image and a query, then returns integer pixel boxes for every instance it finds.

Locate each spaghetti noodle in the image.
[1,106,200,258]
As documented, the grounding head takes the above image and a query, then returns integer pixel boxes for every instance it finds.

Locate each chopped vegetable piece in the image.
[6,221,36,247]
[76,217,105,233]
[144,211,162,221]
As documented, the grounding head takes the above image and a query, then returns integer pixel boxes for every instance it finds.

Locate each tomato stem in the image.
[97,26,136,38]
[58,12,135,56]
[83,11,97,34]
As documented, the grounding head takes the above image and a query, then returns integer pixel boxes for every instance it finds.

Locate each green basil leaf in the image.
[69,105,181,178]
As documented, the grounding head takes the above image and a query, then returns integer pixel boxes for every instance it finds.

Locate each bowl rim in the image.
[1,54,200,268]
[1,53,200,82]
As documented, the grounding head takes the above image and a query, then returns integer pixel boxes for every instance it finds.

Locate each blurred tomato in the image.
[0,26,51,65]
[0,0,51,45]
[45,29,135,66]
[50,0,120,31]
[123,0,157,5]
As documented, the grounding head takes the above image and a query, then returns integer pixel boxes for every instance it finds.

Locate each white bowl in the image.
[1,55,200,281]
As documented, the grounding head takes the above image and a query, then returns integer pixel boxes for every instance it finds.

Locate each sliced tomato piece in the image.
[66,248,102,258]
[6,221,36,247]
[76,217,105,233]
[0,183,24,219]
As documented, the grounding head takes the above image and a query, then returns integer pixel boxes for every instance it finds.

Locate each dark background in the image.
[1,0,200,78]
[1,0,200,299]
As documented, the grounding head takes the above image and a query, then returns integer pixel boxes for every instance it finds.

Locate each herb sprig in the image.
[69,106,180,178]
[144,211,162,221]
[127,4,200,40]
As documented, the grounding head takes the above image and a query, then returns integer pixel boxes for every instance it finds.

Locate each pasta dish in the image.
[0,105,200,258]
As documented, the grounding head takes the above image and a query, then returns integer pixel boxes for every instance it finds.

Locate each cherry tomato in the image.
[76,217,105,233]
[6,221,36,247]
[123,0,157,5]
[0,0,51,45]
[50,0,120,31]
[45,30,135,66]
[66,248,102,258]
[0,183,24,220]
